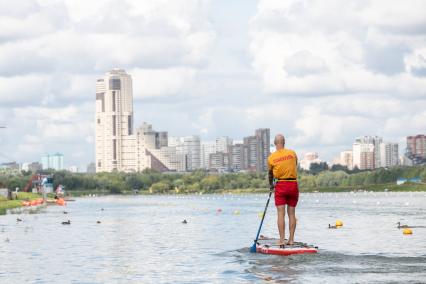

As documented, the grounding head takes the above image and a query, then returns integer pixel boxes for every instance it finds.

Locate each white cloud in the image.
[250,0,426,96]
[131,67,197,98]
[0,0,425,167]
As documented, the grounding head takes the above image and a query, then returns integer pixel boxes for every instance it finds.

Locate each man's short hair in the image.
[274,134,285,146]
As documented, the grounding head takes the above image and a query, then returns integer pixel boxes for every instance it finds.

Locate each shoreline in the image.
[65,182,426,197]
[0,192,43,214]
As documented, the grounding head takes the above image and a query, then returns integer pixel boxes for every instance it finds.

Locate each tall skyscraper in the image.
[243,135,258,171]
[95,69,135,172]
[255,128,270,171]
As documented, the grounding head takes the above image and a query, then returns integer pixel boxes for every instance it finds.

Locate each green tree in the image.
[149,182,170,193]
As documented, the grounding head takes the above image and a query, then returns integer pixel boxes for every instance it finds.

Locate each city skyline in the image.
[0,1,425,170]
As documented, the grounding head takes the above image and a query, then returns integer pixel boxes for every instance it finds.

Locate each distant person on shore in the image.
[268,134,299,247]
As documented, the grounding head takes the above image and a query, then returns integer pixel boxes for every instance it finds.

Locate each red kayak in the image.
[256,237,318,256]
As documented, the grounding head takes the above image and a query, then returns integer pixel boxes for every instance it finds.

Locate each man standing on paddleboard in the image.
[268,134,299,247]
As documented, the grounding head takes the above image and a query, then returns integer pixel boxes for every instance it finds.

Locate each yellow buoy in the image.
[234,210,240,215]
[335,220,343,227]
[258,212,264,218]
[403,228,413,235]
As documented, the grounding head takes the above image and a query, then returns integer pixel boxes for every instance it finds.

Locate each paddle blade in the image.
[250,242,257,253]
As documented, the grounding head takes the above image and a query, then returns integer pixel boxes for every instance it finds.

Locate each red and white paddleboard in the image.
[256,237,318,256]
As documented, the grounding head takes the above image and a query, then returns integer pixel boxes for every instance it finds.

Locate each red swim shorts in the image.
[274,181,299,207]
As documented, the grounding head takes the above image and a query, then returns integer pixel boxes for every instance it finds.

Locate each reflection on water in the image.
[1,192,426,283]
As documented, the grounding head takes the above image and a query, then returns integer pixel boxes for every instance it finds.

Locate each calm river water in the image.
[1,192,426,283]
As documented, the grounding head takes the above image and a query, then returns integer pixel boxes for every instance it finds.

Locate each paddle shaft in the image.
[253,189,273,244]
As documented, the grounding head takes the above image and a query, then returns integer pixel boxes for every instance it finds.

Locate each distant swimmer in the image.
[16,218,22,222]
[63,211,68,214]
[97,221,101,224]
[268,134,299,247]
[61,220,71,225]
[182,219,187,224]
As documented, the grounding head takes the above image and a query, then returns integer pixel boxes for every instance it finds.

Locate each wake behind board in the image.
[256,236,318,256]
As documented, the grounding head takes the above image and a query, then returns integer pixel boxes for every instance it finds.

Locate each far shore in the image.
[1,183,424,215]
[65,182,426,197]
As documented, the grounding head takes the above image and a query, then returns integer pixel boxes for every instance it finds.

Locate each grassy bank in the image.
[0,192,41,214]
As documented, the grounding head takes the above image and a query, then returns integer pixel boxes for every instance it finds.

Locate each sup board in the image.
[255,236,318,256]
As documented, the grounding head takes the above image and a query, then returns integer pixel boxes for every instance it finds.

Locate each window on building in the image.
[128,115,132,135]
[109,78,121,90]
[98,161,101,167]
[113,139,117,160]
[112,91,116,112]
[97,119,100,124]
[96,93,105,112]
[112,115,116,136]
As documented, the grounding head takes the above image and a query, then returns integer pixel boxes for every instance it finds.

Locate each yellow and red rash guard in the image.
[267,149,298,180]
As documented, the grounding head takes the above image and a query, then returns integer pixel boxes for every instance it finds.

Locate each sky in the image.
[0,0,425,170]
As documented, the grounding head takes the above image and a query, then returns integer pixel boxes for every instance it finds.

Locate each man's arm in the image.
[268,169,274,190]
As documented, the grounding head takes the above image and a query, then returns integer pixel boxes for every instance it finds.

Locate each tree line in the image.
[0,166,425,194]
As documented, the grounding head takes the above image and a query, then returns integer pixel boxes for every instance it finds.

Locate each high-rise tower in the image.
[95,69,135,172]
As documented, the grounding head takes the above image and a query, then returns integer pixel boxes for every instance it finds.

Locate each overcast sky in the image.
[0,0,425,170]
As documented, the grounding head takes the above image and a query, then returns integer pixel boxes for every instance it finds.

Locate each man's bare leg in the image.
[277,205,286,245]
[287,206,296,245]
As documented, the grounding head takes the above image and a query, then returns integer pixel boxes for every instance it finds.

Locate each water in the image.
[1,192,426,283]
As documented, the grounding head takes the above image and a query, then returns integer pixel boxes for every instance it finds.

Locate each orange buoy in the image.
[30,200,38,206]
[56,198,66,206]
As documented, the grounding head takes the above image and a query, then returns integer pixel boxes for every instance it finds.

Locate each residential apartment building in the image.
[182,136,201,171]
[41,153,64,170]
[299,152,321,171]
[255,128,270,171]
[355,136,382,168]
[407,135,426,158]
[353,142,375,170]
[209,152,230,171]
[201,141,216,169]
[379,143,399,167]
[230,143,246,171]
[339,151,353,169]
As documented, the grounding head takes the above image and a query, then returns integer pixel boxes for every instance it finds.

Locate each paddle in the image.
[250,187,273,253]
